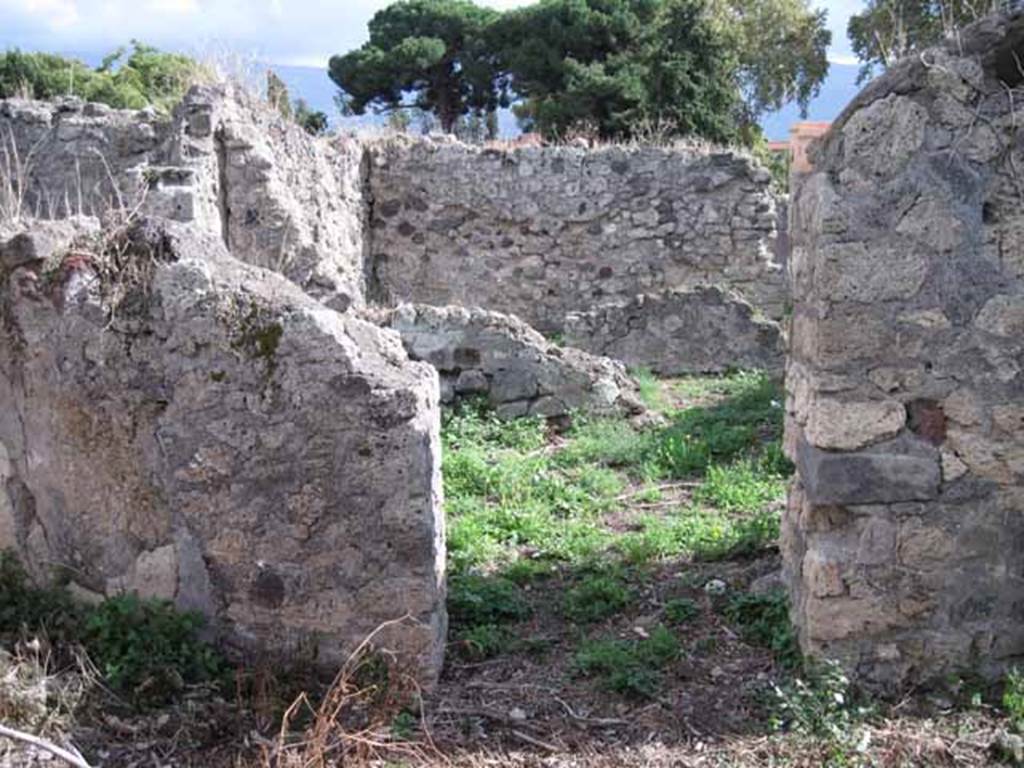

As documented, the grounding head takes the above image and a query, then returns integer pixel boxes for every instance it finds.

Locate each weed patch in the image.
[0,552,224,706]
[563,572,633,624]
[724,590,799,668]
[1004,667,1024,732]
[573,625,681,698]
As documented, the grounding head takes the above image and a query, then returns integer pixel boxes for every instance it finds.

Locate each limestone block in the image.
[814,242,927,303]
[975,294,1024,337]
[380,303,645,418]
[804,398,906,450]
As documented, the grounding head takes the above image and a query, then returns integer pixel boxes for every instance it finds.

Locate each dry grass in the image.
[0,641,94,767]
[0,125,38,228]
[258,618,444,768]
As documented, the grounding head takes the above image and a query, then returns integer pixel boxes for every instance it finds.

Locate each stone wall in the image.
[783,9,1024,687]
[2,91,788,373]
[564,286,784,375]
[0,219,446,682]
[366,137,787,337]
[0,85,368,311]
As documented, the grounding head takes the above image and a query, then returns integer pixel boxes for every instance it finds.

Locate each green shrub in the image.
[447,574,531,628]
[664,598,699,624]
[563,573,632,624]
[83,595,223,703]
[0,554,84,649]
[458,624,512,660]
[1004,667,1024,732]
[0,42,202,112]
[724,590,799,668]
[573,625,680,698]
[0,553,223,706]
[769,660,873,743]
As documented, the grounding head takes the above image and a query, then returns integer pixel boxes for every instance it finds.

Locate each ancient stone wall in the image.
[564,286,783,375]
[366,137,787,337]
[2,91,788,373]
[0,219,446,681]
[784,9,1024,687]
[0,85,369,311]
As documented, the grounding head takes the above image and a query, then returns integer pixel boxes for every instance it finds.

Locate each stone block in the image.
[797,434,941,505]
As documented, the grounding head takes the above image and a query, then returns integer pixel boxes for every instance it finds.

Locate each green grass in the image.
[1004,667,1024,732]
[631,367,668,412]
[573,625,681,698]
[443,372,789,576]
[442,372,793,675]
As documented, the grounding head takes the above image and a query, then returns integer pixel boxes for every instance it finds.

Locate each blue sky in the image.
[0,0,865,67]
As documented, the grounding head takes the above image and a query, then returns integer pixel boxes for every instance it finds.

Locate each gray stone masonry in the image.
[783,9,1024,689]
[0,218,446,683]
[1,90,788,372]
[377,303,647,419]
[564,286,784,375]
[367,136,788,342]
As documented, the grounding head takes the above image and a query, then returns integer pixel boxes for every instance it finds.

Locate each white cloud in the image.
[0,0,859,69]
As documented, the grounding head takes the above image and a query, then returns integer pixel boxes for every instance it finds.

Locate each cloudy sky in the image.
[0,0,865,68]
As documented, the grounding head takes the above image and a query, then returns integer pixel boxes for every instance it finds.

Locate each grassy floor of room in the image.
[0,373,1019,767]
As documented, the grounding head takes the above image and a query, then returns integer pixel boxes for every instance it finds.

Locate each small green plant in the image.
[664,598,699,624]
[0,554,84,650]
[573,625,680,698]
[563,572,632,624]
[390,710,418,741]
[447,574,531,628]
[1004,667,1024,732]
[457,624,511,660]
[769,660,873,745]
[0,553,224,706]
[724,590,799,668]
[84,595,223,703]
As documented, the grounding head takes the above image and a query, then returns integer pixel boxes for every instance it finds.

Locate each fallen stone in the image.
[376,303,646,419]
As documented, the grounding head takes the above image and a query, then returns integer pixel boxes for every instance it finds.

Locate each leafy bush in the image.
[664,598,699,624]
[0,554,84,650]
[769,660,873,742]
[447,574,531,628]
[0,42,202,112]
[84,595,223,702]
[0,553,224,706]
[457,624,512,661]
